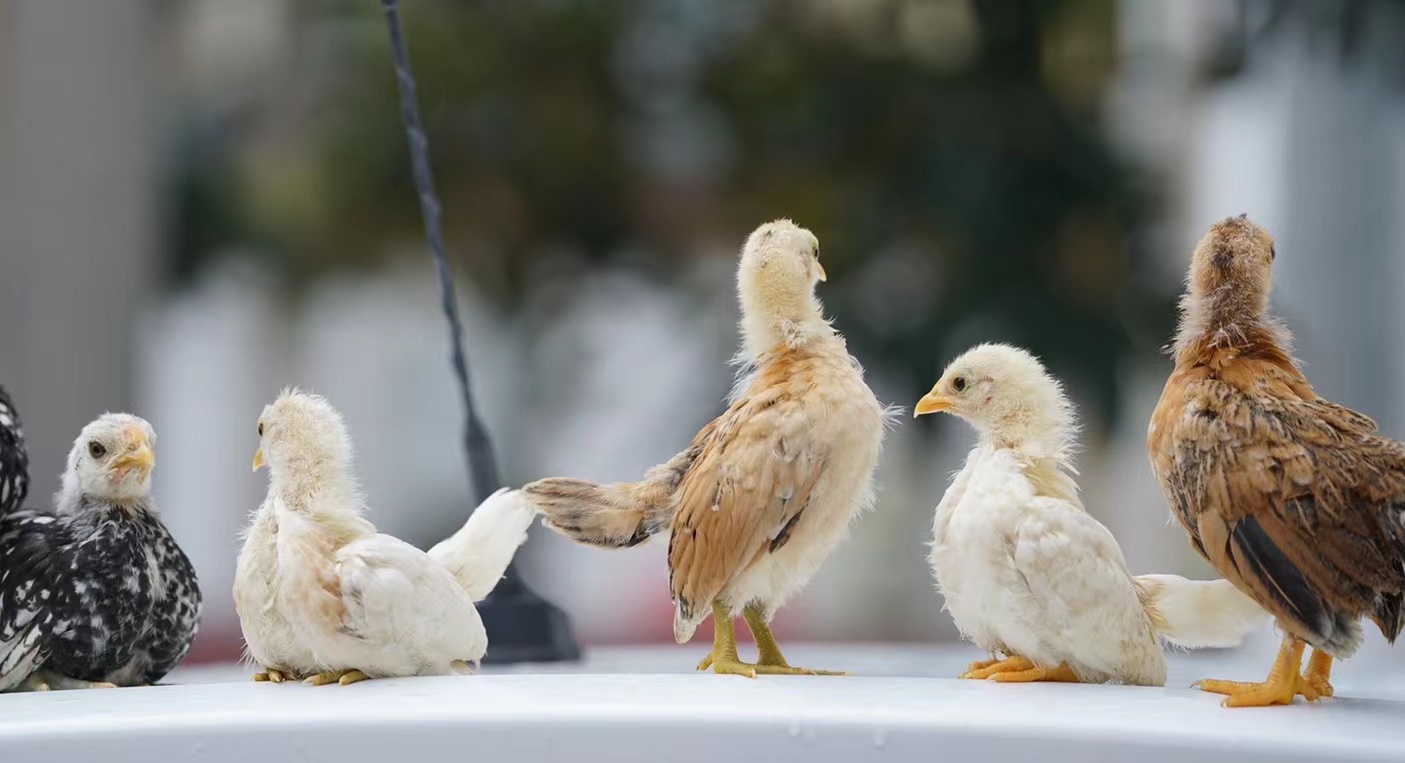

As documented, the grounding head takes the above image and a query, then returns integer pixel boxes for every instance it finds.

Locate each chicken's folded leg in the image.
[1195,635,1304,707]
[304,669,371,686]
[696,602,758,678]
[961,655,1034,680]
[1298,648,1334,701]
[988,662,1081,683]
[29,670,116,690]
[16,673,51,692]
[742,605,845,676]
[253,667,298,683]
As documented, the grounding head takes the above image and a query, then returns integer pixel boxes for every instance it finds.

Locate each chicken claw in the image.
[961,655,1034,680]
[1299,649,1334,701]
[27,671,115,690]
[698,602,757,678]
[743,606,846,676]
[304,669,371,686]
[17,674,51,692]
[989,662,1081,683]
[1196,636,1304,707]
[253,667,298,683]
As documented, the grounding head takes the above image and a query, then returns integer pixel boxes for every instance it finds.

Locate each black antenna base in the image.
[478,567,581,665]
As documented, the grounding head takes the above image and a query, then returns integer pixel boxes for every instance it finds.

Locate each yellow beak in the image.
[815,262,828,283]
[252,448,266,472]
[914,391,954,417]
[111,443,156,473]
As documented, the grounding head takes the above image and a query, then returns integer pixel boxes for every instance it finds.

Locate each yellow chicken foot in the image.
[989,662,1082,683]
[742,605,845,676]
[961,655,1034,680]
[1299,649,1334,701]
[17,673,51,692]
[253,667,298,683]
[963,657,1003,676]
[303,669,372,686]
[697,602,757,678]
[27,671,116,690]
[1196,636,1305,707]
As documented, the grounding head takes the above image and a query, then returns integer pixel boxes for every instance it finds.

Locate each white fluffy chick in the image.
[916,344,1266,685]
[234,390,535,685]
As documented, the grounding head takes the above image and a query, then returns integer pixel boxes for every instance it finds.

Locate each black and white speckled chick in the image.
[0,414,201,692]
[0,385,28,516]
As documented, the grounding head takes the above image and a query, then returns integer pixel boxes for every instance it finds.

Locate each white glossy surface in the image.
[3,641,1403,762]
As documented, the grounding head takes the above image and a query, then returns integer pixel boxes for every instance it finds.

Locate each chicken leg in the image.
[989,662,1081,683]
[253,667,298,683]
[28,670,116,690]
[1299,649,1334,701]
[1196,636,1304,707]
[960,655,1079,682]
[961,655,1034,680]
[696,602,758,678]
[742,605,845,676]
[304,669,371,686]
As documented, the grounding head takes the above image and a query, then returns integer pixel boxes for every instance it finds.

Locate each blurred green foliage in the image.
[167,0,1176,428]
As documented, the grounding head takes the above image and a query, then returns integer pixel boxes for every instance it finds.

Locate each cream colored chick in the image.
[234,390,534,685]
[916,344,1266,685]
[526,219,892,677]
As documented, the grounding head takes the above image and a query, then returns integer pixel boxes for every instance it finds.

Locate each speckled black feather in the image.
[0,498,201,691]
[0,386,28,517]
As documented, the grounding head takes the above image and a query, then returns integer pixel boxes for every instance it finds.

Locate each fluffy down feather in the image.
[921,344,1264,686]
[0,414,200,692]
[235,390,532,682]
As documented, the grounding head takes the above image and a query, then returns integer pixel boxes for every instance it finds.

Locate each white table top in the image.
[3,640,1403,763]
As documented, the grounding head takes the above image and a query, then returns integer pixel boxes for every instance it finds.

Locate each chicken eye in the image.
[1269,245,1277,261]
[258,423,264,437]
[952,377,967,393]
[88,441,107,459]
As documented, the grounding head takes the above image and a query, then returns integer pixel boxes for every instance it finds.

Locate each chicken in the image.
[236,390,535,684]
[525,219,892,677]
[0,414,201,692]
[1149,214,1405,706]
[916,344,1266,685]
[0,385,28,516]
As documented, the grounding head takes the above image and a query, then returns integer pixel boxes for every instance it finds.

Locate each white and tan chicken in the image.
[235,390,535,685]
[525,219,893,676]
[916,344,1266,685]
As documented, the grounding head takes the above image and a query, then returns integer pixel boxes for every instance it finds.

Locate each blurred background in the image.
[1,0,1403,665]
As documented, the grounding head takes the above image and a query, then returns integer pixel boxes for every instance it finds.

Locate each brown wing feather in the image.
[667,356,827,626]
[1151,352,1405,656]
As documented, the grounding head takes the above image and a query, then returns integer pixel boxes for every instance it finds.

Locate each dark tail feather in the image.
[523,478,673,549]
[523,434,707,550]
[1374,593,1404,645]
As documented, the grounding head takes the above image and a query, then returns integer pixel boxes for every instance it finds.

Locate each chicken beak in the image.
[913,391,954,417]
[815,262,828,283]
[252,448,266,472]
[111,430,156,477]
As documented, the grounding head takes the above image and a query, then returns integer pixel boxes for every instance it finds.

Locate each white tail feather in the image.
[429,488,536,601]
[1137,574,1269,649]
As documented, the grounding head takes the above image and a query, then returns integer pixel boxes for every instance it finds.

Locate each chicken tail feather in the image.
[523,477,670,549]
[1136,574,1269,649]
[524,439,701,551]
[428,488,537,601]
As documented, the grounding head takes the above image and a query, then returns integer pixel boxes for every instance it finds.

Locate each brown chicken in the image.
[1148,214,1405,707]
[525,220,890,677]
